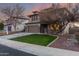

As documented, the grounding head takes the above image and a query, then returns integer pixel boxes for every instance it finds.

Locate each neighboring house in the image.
[26,7,71,34]
[3,17,29,34]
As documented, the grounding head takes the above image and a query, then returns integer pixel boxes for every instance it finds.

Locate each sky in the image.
[0,3,52,15]
[0,3,52,20]
[0,3,77,21]
[0,3,76,15]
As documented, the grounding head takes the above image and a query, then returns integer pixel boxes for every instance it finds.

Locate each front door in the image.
[40,24,48,33]
[8,25,12,32]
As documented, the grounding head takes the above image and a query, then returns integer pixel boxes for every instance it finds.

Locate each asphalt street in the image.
[0,44,36,56]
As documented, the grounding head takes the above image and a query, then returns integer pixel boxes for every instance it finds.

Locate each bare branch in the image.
[1,4,25,18]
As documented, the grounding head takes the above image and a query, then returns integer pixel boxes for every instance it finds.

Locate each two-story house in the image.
[26,7,71,34]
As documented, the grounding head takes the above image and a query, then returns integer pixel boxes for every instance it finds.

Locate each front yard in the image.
[10,34,57,46]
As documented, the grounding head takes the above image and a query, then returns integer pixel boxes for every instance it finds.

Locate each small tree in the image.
[1,4,25,31]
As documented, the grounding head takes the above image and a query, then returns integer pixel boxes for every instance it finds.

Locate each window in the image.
[32,16,34,21]
[31,15,39,22]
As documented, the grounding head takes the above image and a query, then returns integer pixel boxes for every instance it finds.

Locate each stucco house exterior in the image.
[3,17,29,34]
[25,7,71,35]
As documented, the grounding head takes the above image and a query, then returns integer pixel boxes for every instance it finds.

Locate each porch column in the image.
[5,26,9,34]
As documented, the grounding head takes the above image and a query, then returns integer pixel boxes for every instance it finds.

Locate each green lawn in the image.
[10,34,57,46]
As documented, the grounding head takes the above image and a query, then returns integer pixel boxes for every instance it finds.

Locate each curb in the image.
[47,36,59,47]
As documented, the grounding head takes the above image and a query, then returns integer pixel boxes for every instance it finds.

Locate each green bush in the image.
[0,23,4,30]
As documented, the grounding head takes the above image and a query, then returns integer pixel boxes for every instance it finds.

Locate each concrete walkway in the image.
[0,32,33,40]
[0,32,79,56]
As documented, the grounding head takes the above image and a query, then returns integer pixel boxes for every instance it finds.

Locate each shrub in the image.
[0,23,4,30]
[75,32,79,43]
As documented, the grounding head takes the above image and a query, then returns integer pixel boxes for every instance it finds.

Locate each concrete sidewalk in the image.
[0,32,79,56]
[0,32,33,39]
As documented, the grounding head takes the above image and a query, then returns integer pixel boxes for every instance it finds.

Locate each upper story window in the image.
[31,14,39,22]
[28,11,40,22]
[32,16,34,21]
